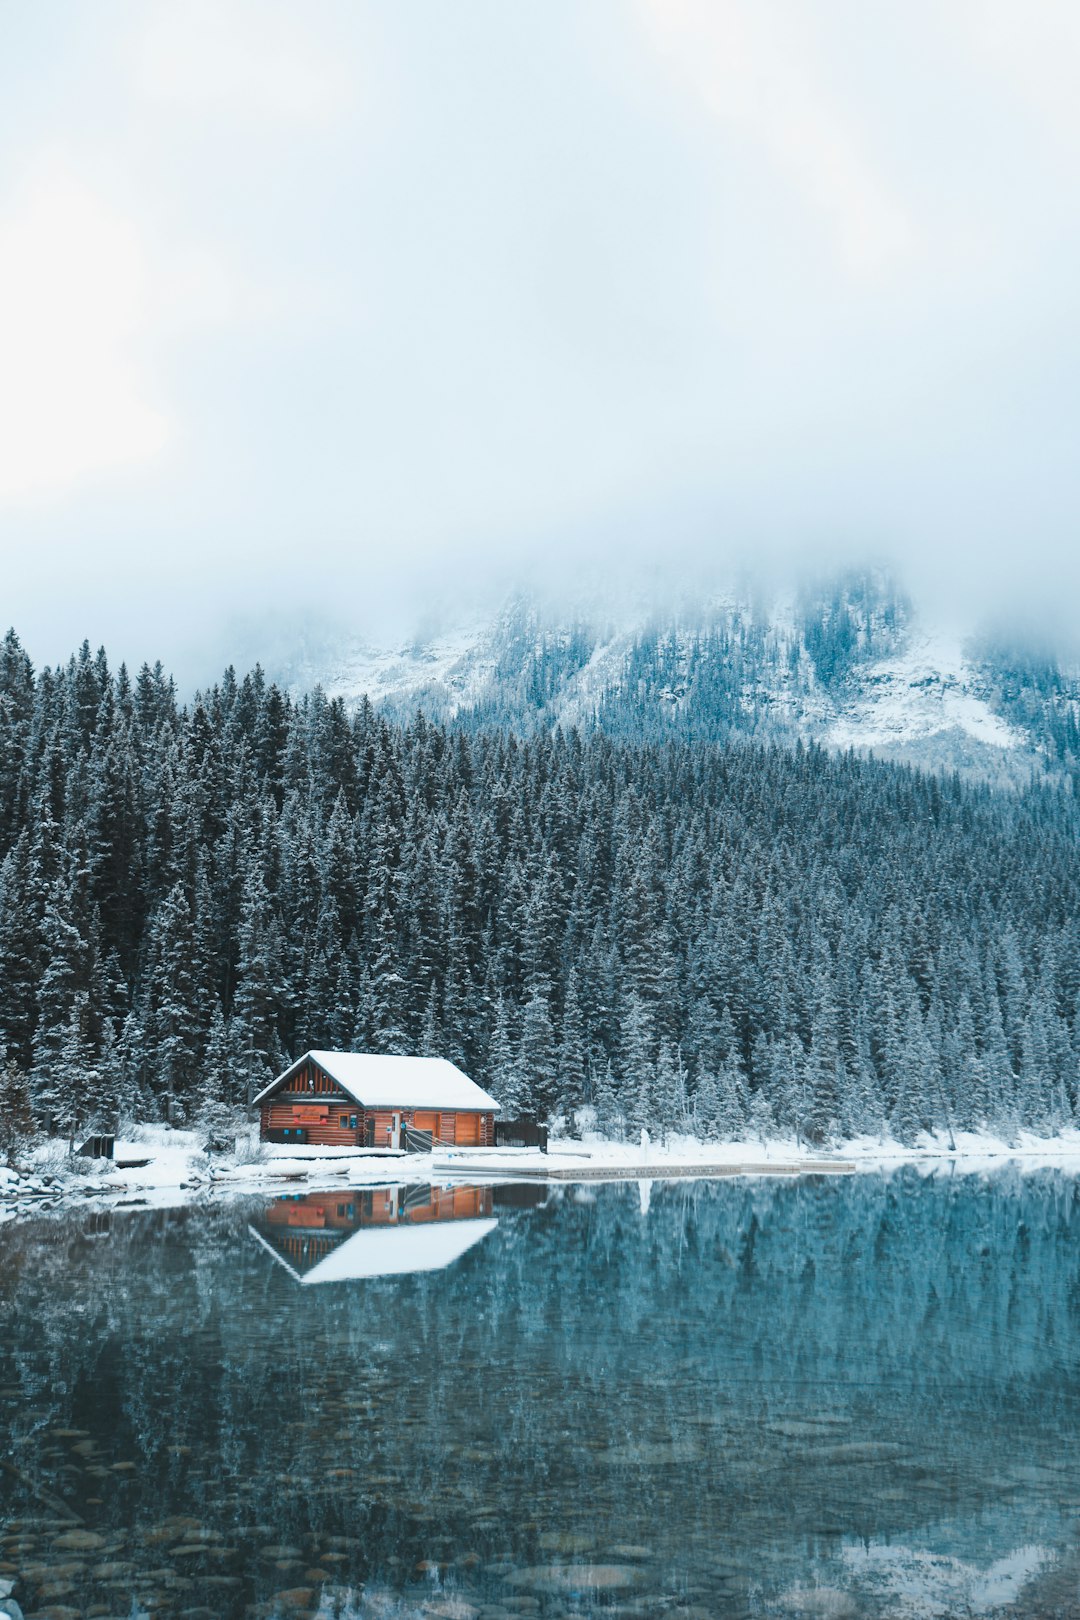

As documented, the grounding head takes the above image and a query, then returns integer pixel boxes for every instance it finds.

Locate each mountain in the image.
[268,572,1080,786]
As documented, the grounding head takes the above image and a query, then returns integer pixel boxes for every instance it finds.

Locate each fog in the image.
[2,1,1079,684]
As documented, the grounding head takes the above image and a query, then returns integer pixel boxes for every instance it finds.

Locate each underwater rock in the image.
[50,1533,104,1553]
[776,1587,857,1617]
[504,1565,646,1595]
[267,1589,314,1611]
[820,1443,904,1465]
[766,1421,849,1439]
[600,1442,701,1467]
[536,1534,595,1555]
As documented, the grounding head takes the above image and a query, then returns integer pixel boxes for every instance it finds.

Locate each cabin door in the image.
[455,1112,481,1146]
[391,1111,401,1149]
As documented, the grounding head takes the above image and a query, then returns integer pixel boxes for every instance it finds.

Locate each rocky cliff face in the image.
[272,573,1079,785]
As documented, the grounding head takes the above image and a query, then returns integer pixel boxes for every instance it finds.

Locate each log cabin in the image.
[253,1050,499,1149]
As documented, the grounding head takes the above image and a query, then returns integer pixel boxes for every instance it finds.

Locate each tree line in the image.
[1,627,1079,1147]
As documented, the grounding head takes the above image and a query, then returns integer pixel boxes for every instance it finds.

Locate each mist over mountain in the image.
[257,568,1080,787]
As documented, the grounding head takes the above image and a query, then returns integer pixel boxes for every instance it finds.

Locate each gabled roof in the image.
[252,1051,500,1113]
[248,1216,498,1284]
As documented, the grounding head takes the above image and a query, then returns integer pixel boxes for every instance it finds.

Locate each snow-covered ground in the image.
[4,1123,1080,1221]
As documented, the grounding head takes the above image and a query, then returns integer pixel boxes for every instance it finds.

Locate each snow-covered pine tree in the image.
[487,993,525,1117]
[231,858,283,1104]
[0,1053,34,1156]
[593,1059,623,1140]
[30,875,89,1134]
[556,968,588,1122]
[520,983,557,1120]
[715,1057,748,1141]
[140,882,202,1121]
[693,1066,721,1141]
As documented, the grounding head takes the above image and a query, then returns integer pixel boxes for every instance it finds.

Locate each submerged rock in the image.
[600,1442,701,1467]
[820,1442,905,1464]
[50,1532,104,1553]
[536,1533,595,1555]
[504,1565,646,1595]
[777,1587,858,1617]
[267,1588,314,1611]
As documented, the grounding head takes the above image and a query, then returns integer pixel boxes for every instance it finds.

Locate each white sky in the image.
[1,0,1079,678]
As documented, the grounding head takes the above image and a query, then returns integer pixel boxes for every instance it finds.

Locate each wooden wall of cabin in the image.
[260,1089,496,1148]
[365,1108,495,1146]
[279,1060,340,1095]
[260,1099,365,1146]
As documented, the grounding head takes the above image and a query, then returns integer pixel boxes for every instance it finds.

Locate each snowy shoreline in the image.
[4,1124,1080,1222]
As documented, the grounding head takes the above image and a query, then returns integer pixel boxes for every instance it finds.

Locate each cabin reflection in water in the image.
[248,1183,497,1284]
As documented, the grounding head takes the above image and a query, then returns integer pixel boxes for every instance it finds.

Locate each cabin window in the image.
[350,1114,358,1129]
[340,1115,348,1128]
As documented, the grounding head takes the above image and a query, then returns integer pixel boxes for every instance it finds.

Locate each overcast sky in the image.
[1,0,1079,678]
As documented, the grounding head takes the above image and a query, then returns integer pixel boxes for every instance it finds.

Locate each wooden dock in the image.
[441,1159,856,1182]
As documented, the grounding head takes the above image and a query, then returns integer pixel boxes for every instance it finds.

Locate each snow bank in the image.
[4,1123,1080,1220]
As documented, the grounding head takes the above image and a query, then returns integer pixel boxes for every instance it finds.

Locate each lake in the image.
[2,1170,1080,1619]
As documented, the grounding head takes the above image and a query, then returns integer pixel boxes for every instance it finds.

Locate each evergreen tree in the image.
[0,1056,35,1156]
[487,994,525,1117]
[231,860,282,1101]
[140,882,202,1120]
[593,1060,622,1139]
[520,985,556,1120]
[556,968,588,1121]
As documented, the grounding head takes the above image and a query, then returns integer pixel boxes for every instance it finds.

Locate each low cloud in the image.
[133,0,353,124]
[0,167,169,503]
[638,0,916,276]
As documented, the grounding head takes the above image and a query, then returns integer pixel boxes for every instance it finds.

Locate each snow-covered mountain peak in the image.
[271,580,1074,785]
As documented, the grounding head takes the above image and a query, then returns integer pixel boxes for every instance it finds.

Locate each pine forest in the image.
[2,627,1079,1149]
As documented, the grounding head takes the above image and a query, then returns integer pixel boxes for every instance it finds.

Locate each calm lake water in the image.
[2,1170,1080,1620]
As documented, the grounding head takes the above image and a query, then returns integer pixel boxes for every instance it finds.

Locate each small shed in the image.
[78,1134,115,1160]
[253,1050,499,1149]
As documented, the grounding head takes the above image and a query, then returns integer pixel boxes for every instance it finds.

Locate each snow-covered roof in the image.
[252,1051,500,1112]
[248,1217,497,1284]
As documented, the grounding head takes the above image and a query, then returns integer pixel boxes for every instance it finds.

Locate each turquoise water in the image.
[2,1170,1080,1619]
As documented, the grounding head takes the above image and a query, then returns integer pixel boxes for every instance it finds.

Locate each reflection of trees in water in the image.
[1,1172,1079,1605]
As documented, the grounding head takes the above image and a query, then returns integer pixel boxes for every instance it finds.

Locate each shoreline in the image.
[4,1125,1080,1221]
